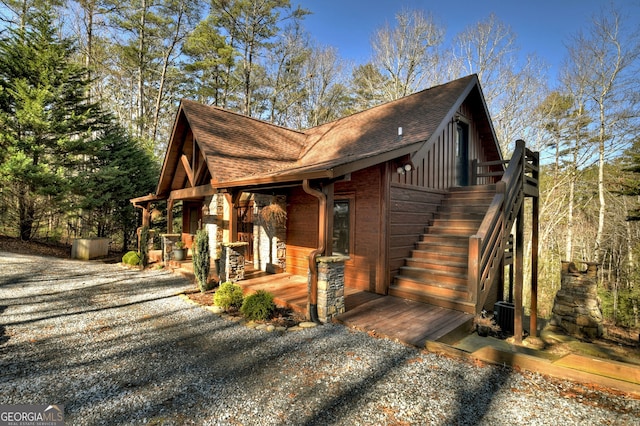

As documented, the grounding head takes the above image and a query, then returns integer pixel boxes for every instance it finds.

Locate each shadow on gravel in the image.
[447,362,513,425]
[0,305,7,345]
[0,255,519,424]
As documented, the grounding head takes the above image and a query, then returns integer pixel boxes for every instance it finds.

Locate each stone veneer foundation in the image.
[220,242,248,282]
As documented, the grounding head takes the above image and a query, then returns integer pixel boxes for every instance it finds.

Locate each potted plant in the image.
[474,310,501,337]
[173,240,186,261]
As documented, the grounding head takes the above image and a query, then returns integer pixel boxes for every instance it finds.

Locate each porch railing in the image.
[467,139,539,313]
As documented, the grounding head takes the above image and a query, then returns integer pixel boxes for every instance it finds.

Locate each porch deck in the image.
[238,271,473,348]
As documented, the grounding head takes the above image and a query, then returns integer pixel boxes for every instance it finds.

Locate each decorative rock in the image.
[552,261,603,339]
[208,306,225,314]
[298,321,318,328]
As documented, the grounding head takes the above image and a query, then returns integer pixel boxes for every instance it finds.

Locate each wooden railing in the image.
[467,140,539,313]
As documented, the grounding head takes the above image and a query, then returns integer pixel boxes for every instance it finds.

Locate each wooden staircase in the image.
[389,185,496,314]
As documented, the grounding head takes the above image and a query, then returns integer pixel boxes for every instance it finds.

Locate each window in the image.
[333,199,351,256]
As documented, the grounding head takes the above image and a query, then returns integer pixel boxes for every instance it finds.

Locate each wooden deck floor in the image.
[238,271,473,348]
[337,296,473,347]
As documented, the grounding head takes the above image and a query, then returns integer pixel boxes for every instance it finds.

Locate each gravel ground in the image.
[1,251,638,425]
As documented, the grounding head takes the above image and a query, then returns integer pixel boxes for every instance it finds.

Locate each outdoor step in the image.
[393,274,469,300]
[388,286,476,314]
[445,185,496,200]
[438,204,491,214]
[425,226,478,236]
[411,249,467,263]
[398,266,467,286]
[428,218,483,229]
[434,211,487,220]
[448,184,497,194]
[415,239,469,254]
[419,234,469,245]
[405,257,467,274]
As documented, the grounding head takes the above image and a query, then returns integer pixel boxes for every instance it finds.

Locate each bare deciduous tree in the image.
[370,8,444,101]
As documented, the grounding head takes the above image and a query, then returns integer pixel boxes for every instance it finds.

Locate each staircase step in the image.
[448,184,497,194]
[416,239,468,254]
[398,266,467,285]
[388,285,476,314]
[429,218,482,228]
[426,226,479,236]
[419,234,469,245]
[390,184,498,314]
[405,257,467,274]
[411,250,467,263]
[439,203,492,212]
[435,211,487,220]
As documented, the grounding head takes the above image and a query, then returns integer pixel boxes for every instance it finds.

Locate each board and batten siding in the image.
[387,102,493,283]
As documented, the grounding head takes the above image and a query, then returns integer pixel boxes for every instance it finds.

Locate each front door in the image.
[237,202,254,262]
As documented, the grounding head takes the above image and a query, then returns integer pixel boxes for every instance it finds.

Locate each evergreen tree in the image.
[74,123,159,248]
[0,12,108,240]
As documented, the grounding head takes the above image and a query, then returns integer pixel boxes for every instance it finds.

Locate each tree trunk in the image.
[565,171,575,261]
[137,0,147,139]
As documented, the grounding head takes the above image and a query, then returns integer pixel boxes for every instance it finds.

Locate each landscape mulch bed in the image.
[182,287,305,328]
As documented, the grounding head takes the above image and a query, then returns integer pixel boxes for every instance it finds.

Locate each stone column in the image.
[551,261,603,339]
[313,255,348,323]
[220,242,248,282]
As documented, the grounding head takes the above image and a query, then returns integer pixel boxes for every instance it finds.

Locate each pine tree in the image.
[0,11,108,240]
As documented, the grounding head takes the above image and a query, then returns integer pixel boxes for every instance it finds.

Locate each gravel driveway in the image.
[1,251,638,425]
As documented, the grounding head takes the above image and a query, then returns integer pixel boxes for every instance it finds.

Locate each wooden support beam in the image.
[167,199,174,234]
[530,194,539,337]
[180,154,194,187]
[141,202,150,227]
[514,203,524,344]
[169,184,216,200]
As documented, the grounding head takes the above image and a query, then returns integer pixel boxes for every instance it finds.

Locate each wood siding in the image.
[392,101,493,188]
[285,187,318,277]
[334,166,383,292]
[285,99,500,298]
[388,184,446,282]
[285,166,384,293]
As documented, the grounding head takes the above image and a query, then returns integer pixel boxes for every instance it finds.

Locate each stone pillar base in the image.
[311,255,348,323]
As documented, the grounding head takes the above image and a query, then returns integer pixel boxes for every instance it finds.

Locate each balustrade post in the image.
[468,235,481,307]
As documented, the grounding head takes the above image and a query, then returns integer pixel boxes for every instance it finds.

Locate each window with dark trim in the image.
[333,197,353,256]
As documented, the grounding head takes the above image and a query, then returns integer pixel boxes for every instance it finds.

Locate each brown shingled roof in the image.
[179,100,307,183]
[299,74,477,171]
[158,74,495,191]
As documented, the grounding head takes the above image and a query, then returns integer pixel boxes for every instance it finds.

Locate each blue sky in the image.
[295,0,640,82]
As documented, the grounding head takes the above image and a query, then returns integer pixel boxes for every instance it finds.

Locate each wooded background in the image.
[1,0,639,328]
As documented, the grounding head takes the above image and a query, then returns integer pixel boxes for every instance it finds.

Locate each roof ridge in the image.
[180,99,307,136]
[303,74,477,133]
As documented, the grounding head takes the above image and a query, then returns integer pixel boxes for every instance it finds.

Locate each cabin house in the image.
[132,74,539,342]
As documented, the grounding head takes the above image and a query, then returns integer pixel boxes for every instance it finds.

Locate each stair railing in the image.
[468,139,536,313]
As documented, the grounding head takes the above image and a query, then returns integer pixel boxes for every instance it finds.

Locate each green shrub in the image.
[213,282,244,310]
[122,251,141,266]
[193,229,211,292]
[240,290,275,321]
